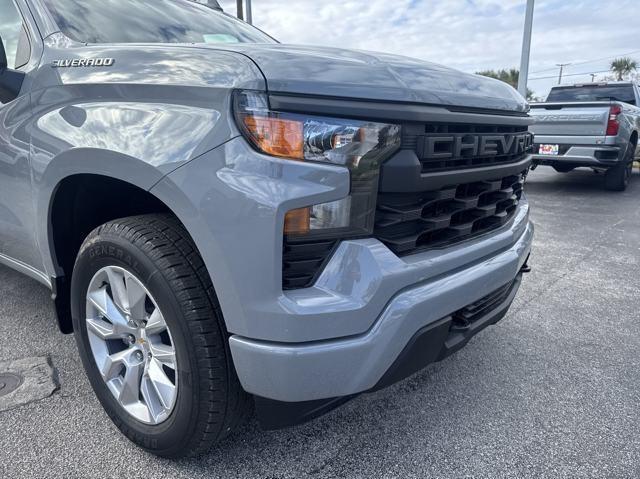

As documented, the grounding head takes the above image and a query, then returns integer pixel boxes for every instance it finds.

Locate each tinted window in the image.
[42,0,275,45]
[547,85,637,105]
[0,0,23,68]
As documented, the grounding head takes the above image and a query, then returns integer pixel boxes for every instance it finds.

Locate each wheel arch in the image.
[44,168,213,334]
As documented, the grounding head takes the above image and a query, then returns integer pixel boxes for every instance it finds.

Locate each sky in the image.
[218,0,640,99]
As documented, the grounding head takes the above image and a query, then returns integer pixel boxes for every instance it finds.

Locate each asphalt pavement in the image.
[1,166,639,478]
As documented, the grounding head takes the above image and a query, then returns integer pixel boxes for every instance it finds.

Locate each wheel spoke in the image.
[86,316,118,340]
[118,360,144,406]
[140,375,166,423]
[149,342,176,369]
[106,267,129,313]
[145,308,167,335]
[146,358,176,410]
[88,287,131,334]
[99,348,134,380]
[125,273,147,320]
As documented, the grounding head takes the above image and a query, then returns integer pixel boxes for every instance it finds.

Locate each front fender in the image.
[33,148,170,276]
[29,85,240,276]
[29,88,230,174]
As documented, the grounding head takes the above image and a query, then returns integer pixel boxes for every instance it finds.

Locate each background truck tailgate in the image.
[529,102,611,139]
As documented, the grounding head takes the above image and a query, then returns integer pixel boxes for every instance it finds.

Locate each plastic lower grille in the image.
[282,238,338,290]
[452,279,517,328]
[375,172,525,256]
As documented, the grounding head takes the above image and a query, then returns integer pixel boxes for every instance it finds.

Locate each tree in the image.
[610,57,638,81]
[476,68,536,101]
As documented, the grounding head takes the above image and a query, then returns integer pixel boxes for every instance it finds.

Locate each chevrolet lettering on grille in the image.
[420,132,534,160]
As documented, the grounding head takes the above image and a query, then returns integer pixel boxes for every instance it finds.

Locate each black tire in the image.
[71,214,251,458]
[604,146,634,191]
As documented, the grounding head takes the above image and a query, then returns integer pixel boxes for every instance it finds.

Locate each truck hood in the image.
[219,44,528,114]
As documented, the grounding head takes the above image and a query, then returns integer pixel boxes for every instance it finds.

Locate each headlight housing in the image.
[233,90,401,239]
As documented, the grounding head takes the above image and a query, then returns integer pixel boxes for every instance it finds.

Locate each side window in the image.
[0,0,26,69]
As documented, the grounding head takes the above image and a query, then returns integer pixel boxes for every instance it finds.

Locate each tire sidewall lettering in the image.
[88,244,139,272]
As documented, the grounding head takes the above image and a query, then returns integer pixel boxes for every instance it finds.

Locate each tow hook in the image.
[520,254,532,273]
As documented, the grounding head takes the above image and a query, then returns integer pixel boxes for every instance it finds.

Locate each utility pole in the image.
[556,63,570,84]
[517,0,535,97]
[236,0,244,20]
[245,0,253,24]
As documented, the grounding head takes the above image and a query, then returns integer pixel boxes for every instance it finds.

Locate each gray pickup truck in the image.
[0,0,534,457]
[530,82,640,191]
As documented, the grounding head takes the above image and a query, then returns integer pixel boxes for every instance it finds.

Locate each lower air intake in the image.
[375,172,526,256]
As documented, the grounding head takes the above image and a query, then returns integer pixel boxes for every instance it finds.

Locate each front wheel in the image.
[71,214,251,457]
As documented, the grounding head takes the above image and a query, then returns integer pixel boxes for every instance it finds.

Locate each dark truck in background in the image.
[529,82,640,191]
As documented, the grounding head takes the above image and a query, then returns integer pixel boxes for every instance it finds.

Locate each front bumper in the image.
[254,269,527,429]
[230,216,532,406]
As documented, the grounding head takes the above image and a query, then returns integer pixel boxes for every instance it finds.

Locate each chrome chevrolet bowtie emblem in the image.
[52,58,115,68]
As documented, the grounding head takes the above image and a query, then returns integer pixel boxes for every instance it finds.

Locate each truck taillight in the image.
[606,105,622,136]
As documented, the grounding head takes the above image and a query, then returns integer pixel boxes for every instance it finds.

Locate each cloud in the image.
[219,0,640,97]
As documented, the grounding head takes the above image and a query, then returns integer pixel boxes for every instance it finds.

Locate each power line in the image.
[529,69,611,81]
[570,49,640,67]
[530,49,640,75]
[530,64,569,75]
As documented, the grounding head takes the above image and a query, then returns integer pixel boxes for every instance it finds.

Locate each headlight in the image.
[233,90,401,238]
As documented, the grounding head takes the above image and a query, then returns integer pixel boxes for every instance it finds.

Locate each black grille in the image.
[282,238,338,290]
[375,173,525,256]
[282,119,532,290]
[403,123,532,173]
[452,279,517,328]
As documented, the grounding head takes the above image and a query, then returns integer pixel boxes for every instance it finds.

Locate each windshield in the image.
[42,0,275,44]
[547,85,637,105]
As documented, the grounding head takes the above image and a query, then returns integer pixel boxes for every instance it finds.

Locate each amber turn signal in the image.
[284,207,311,235]
[242,116,304,159]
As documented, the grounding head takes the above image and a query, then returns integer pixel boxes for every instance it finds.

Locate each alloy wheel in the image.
[85,266,178,424]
